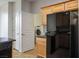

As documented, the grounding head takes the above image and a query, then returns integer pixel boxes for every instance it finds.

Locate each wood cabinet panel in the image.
[41,7,53,15]
[41,0,78,27]
[41,3,65,25]
[65,1,78,11]
[36,42,46,57]
[36,38,46,44]
[52,4,65,13]
[36,38,46,57]
[42,14,47,25]
[65,0,77,1]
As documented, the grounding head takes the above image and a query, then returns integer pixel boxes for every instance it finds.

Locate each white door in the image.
[15,12,21,51]
[22,12,35,52]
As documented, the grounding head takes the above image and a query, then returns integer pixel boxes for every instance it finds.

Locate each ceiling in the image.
[0,0,36,6]
[0,0,36,1]
[0,0,15,6]
[26,0,36,2]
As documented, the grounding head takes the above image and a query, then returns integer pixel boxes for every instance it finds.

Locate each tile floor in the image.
[12,49,37,58]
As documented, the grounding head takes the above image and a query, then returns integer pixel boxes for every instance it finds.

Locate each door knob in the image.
[21,34,25,36]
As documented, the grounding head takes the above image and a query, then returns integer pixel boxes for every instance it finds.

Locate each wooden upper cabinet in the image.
[65,1,78,11]
[51,3,65,13]
[41,3,65,14]
[41,6,53,15]
[65,0,77,1]
[41,0,78,25]
[41,3,65,25]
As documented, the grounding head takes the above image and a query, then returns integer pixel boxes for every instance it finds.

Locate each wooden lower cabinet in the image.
[36,42,46,57]
[36,37,46,57]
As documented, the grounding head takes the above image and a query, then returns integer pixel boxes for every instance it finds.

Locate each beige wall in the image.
[0,2,15,38]
[22,0,32,13]
[0,3,8,38]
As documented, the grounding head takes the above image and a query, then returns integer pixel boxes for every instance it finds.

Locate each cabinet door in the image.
[41,7,53,15]
[52,3,65,13]
[36,42,46,57]
[65,1,78,11]
[65,0,77,1]
[36,38,46,57]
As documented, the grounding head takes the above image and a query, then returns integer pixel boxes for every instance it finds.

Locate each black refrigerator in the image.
[70,11,78,57]
[46,10,78,58]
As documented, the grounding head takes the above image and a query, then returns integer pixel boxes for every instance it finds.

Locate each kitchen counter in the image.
[0,38,15,58]
[0,38,15,43]
[36,35,46,38]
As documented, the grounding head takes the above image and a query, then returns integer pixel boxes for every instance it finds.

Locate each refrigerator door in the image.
[70,11,78,57]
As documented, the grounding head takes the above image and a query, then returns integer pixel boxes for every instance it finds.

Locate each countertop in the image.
[0,38,16,43]
[36,35,46,38]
